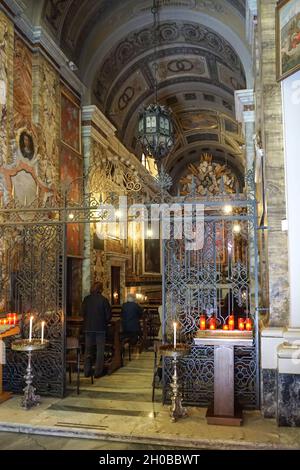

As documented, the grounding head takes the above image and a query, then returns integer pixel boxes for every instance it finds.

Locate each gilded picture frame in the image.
[276,0,300,81]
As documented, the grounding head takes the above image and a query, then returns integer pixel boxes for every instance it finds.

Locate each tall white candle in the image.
[173,322,177,349]
[29,316,34,342]
[41,321,45,344]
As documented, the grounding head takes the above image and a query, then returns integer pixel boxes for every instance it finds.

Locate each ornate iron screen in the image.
[162,172,260,409]
[0,160,146,398]
[1,222,66,397]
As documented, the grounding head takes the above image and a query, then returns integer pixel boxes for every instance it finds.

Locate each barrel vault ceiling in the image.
[19,0,251,184]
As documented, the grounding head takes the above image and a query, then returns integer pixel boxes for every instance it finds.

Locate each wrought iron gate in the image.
[162,171,260,409]
[0,220,66,397]
[0,161,145,398]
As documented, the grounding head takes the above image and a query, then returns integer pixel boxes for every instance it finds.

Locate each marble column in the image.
[256,1,291,423]
[282,72,300,330]
[257,0,289,327]
[261,328,285,418]
[235,89,257,324]
[81,129,92,299]
[274,71,300,428]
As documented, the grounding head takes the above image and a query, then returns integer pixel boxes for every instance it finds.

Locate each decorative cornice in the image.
[235,89,255,123]
[81,105,155,185]
[0,0,86,97]
[82,105,117,137]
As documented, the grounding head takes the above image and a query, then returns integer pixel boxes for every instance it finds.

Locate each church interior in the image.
[0,0,300,451]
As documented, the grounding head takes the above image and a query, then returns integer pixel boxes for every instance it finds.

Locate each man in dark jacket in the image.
[82,282,111,378]
[121,294,143,345]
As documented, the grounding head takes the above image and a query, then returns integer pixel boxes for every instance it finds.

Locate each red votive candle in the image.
[200,315,206,331]
[245,318,252,331]
[228,315,235,331]
[223,324,229,330]
[13,313,17,325]
[209,317,216,330]
[238,318,245,331]
[7,314,12,325]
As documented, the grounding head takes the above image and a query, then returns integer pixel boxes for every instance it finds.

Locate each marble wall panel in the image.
[32,53,61,186]
[262,368,277,419]
[257,0,290,326]
[278,374,300,427]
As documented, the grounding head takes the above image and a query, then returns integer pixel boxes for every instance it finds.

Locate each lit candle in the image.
[238,318,245,331]
[173,322,177,349]
[209,317,216,330]
[228,315,235,331]
[29,315,34,342]
[200,315,206,331]
[41,321,45,344]
[245,318,252,331]
[223,324,229,331]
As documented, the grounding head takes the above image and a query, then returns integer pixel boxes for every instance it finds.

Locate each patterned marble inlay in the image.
[278,374,300,427]
[262,369,277,419]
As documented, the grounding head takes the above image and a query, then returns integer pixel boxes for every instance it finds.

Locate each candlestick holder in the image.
[160,343,190,422]
[11,339,49,410]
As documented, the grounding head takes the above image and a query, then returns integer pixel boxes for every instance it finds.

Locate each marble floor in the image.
[0,432,191,450]
[1,351,300,450]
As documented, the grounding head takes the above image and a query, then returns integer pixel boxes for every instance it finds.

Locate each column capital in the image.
[235,89,255,124]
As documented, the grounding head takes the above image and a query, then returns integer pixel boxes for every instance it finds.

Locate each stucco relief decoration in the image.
[0,125,58,207]
[138,0,224,14]
[0,40,58,207]
[89,141,142,196]
[179,153,238,196]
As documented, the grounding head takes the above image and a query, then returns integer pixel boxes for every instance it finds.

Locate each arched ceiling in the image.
[20,0,251,184]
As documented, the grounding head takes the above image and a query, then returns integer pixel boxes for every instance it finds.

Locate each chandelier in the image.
[137,0,175,164]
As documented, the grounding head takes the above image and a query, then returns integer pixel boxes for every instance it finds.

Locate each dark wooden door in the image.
[111,266,120,305]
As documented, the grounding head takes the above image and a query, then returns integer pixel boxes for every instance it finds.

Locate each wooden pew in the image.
[66,316,122,375]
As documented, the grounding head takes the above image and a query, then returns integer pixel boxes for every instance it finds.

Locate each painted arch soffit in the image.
[39,1,246,58]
